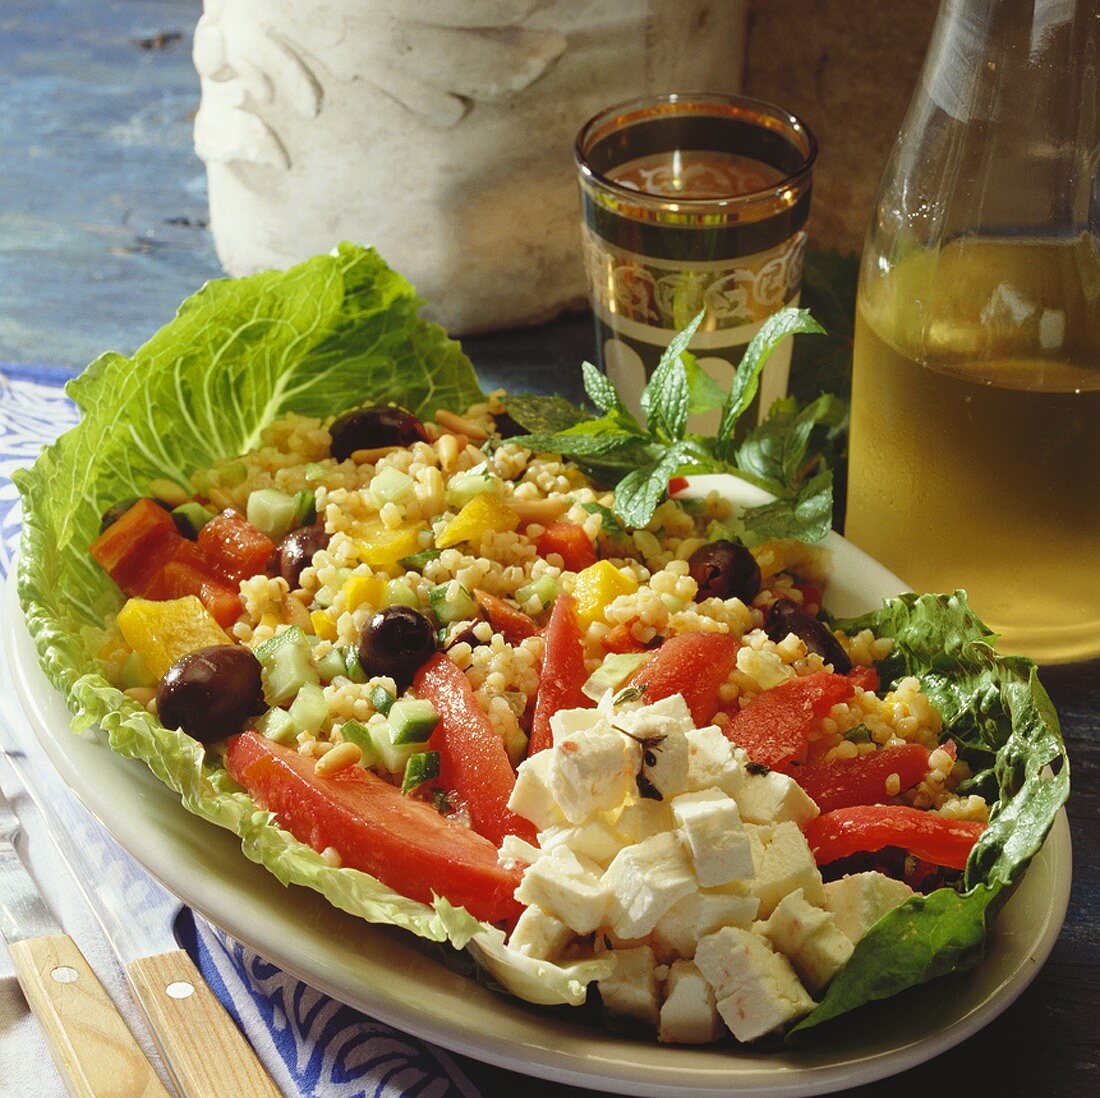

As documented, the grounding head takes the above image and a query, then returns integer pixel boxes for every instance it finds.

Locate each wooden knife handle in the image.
[8,933,171,1098]
[127,948,282,1098]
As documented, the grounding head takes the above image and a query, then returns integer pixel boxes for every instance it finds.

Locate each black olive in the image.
[276,524,329,588]
[357,606,438,692]
[329,406,428,461]
[156,645,265,743]
[99,497,149,533]
[764,598,852,673]
[687,539,762,603]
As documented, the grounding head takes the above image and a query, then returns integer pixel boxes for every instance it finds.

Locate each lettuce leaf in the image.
[16,244,485,948]
[789,592,1069,1036]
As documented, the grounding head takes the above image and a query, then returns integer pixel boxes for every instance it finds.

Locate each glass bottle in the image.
[846,0,1100,663]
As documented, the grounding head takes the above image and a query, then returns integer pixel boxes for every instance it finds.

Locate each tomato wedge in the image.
[414,653,537,847]
[630,632,740,726]
[804,804,985,871]
[722,671,855,771]
[535,521,597,572]
[197,509,275,585]
[848,665,880,693]
[791,744,932,813]
[529,593,591,755]
[89,499,181,596]
[473,589,538,644]
[226,731,522,923]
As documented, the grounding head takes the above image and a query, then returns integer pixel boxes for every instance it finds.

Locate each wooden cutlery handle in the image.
[8,933,170,1098]
[127,948,282,1098]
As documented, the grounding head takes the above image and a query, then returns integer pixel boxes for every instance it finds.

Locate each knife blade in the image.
[0,743,283,1098]
[0,771,172,1097]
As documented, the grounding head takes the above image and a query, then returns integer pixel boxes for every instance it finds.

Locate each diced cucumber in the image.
[503,725,529,769]
[293,489,317,527]
[343,647,367,683]
[370,684,396,715]
[220,461,248,487]
[398,548,441,572]
[288,682,328,735]
[369,720,420,773]
[339,719,381,767]
[315,647,347,683]
[119,650,155,690]
[387,699,440,744]
[247,488,299,540]
[516,575,560,611]
[582,652,651,702]
[255,707,298,745]
[444,463,502,509]
[170,501,216,539]
[254,625,308,663]
[402,751,441,793]
[369,466,415,507]
[429,581,477,624]
[255,627,319,707]
[384,579,419,608]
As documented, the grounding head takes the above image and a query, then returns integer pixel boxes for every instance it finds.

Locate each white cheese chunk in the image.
[514,844,607,934]
[685,726,745,796]
[611,798,674,844]
[550,706,604,744]
[671,788,754,887]
[499,834,541,869]
[695,926,814,1042]
[735,769,820,828]
[823,871,916,944]
[508,904,572,961]
[745,822,826,918]
[623,701,692,801]
[509,749,566,831]
[539,816,623,868]
[597,947,660,1028]
[604,831,697,940]
[551,726,638,824]
[618,693,695,737]
[651,888,759,961]
[659,960,723,1044]
[755,888,854,993]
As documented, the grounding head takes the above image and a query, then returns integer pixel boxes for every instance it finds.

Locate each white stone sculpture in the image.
[193,0,747,333]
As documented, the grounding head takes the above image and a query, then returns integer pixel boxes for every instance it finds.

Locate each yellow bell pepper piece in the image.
[310,610,338,641]
[436,494,519,549]
[354,521,425,567]
[116,596,230,679]
[573,560,639,625]
[343,573,386,613]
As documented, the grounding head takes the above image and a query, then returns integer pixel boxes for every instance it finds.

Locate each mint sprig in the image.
[506,306,828,533]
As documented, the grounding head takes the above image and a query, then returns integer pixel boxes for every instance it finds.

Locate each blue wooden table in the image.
[2,3,1097,1095]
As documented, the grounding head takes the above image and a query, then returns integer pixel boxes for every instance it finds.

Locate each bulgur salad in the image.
[16,245,1069,1044]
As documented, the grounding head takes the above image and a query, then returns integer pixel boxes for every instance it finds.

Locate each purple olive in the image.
[276,523,329,588]
[329,406,428,461]
[688,539,762,603]
[357,606,437,692]
[764,598,852,673]
[156,646,266,743]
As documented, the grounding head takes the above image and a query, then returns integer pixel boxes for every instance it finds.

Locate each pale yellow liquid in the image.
[847,236,1100,663]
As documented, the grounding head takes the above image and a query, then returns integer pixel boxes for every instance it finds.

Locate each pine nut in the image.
[436,409,488,440]
[314,741,362,776]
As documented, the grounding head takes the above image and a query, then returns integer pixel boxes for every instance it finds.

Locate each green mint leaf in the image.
[736,392,848,490]
[740,468,834,544]
[640,309,705,441]
[502,394,592,435]
[581,361,626,416]
[681,351,727,415]
[716,308,825,455]
[581,501,628,535]
[508,427,641,458]
[613,443,700,528]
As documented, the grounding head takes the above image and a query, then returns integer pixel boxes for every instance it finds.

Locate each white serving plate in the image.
[3,474,1072,1097]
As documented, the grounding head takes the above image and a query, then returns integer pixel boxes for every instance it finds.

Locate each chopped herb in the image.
[636,771,663,801]
[611,683,647,707]
[746,761,772,776]
[432,788,453,816]
[843,724,873,744]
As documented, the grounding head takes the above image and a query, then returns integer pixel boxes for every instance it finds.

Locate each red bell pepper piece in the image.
[197,509,275,585]
[792,744,932,813]
[528,593,591,755]
[225,731,523,923]
[473,589,538,644]
[722,671,855,771]
[667,476,690,498]
[535,521,597,572]
[88,498,182,596]
[804,804,985,871]
[153,559,242,628]
[848,665,880,693]
[629,632,740,727]
[414,653,537,847]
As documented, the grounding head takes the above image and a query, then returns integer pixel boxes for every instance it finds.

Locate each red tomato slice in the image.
[226,732,522,923]
[791,744,932,813]
[630,633,740,726]
[722,671,855,771]
[804,804,985,871]
[197,509,275,585]
[89,499,182,596]
[473,589,538,644]
[848,665,880,693]
[601,622,649,654]
[535,521,597,572]
[414,653,536,847]
[529,593,591,755]
[667,476,690,498]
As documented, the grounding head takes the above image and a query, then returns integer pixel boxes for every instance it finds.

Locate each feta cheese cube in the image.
[685,726,745,796]
[671,789,754,886]
[597,947,660,1028]
[659,960,723,1044]
[755,888,854,993]
[745,822,826,918]
[508,904,573,961]
[539,816,623,867]
[499,834,541,868]
[651,888,759,960]
[823,872,915,944]
[695,926,814,1042]
[604,832,697,940]
[735,769,820,828]
[551,726,638,824]
[514,845,607,934]
[509,749,565,831]
[550,706,604,744]
[619,693,695,736]
[611,798,674,844]
[622,698,692,801]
